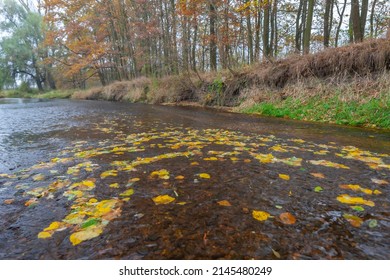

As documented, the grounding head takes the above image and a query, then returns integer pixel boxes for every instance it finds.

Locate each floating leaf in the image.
[272,249,281,258]
[337,194,375,207]
[152,195,175,205]
[100,170,118,178]
[4,199,14,205]
[69,226,103,246]
[311,173,325,179]
[368,219,378,228]
[252,210,271,222]
[371,178,388,185]
[343,213,363,227]
[339,184,374,195]
[32,174,45,181]
[25,198,38,207]
[314,186,323,192]
[150,169,170,180]
[280,212,296,225]
[199,173,211,179]
[279,174,290,180]
[120,188,134,197]
[38,231,52,239]
[204,157,218,161]
[44,221,61,231]
[81,218,99,229]
[351,206,365,212]
[309,160,349,169]
[109,183,119,188]
[217,200,232,207]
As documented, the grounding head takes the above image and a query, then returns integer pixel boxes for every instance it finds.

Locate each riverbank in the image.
[2,39,389,129]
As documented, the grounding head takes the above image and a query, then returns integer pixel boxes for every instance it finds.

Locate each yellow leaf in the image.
[244,159,251,163]
[373,190,382,195]
[191,162,199,166]
[95,199,118,215]
[339,184,374,195]
[175,175,185,180]
[120,188,134,197]
[217,200,232,207]
[152,195,175,205]
[279,174,290,180]
[38,231,52,239]
[150,169,170,180]
[199,173,211,179]
[253,153,274,163]
[270,145,288,152]
[44,221,61,231]
[100,170,118,179]
[337,194,375,207]
[252,210,271,221]
[82,180,95,188]
[109,183,119,188]
[309,160,349,169]
[343,213,363,227]
[129,178,140,182]
[177,202,187,205]
[69,226,103,246]
[32,174,45,181]
[204,157,218,161]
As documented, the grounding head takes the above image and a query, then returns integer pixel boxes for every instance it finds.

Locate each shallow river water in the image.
[0,98,389,259]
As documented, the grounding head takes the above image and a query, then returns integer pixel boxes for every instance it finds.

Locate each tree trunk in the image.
[324,0,332,47]
[263,1,270,58]
[351,0,363,42]
[209,0,217,70]
[335,0,347,47]
[303,0,314,54]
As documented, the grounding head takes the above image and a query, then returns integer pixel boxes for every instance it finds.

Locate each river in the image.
[0,98,389,259]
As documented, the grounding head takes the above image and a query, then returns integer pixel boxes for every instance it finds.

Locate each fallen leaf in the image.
[109,183,119,188]
[280,212,296,225]
[339,184,374,195]
[314,186,324,192]
[204,157,218,161]
[311,173,325,179]
[371,178,388,185]
[4,199,14,205]
[175,175,185,180]
[191,162,199,166]
[336,194,375,207]
[275,205,283,209]
[309,160,349,169]
[349,206,364,213]
[120,188,134,197]
[32,174,45,181]
[150,169,170,180]
[44,221,61,231]
[38,231,52,239]
[368,219,378,228]
[272,249,281,258]
[343,213,363,227]
[252,210,271,222]
[177,202,187,205]
[199,173,211,179]
[69,226,103,246]
[279,174,290,180]
[129,178,140,182]
[217,200,232,207]
[100,170,118,179]
[152,195,175,205]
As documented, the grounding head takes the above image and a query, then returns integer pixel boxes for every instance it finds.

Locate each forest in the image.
[0,0,388,90]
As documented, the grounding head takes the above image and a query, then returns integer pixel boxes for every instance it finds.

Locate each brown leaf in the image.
[279,212,296,225]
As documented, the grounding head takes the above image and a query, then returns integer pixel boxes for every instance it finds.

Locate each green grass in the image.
[242,95,390,129]
[0,89,73,99]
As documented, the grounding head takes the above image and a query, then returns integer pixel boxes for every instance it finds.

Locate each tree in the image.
[0,0,55,90]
